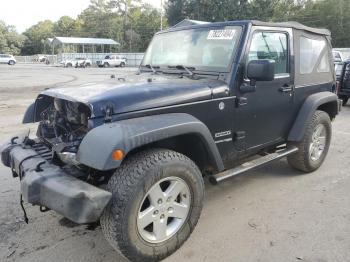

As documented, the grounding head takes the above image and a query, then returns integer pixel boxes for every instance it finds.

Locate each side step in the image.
[209,147,298,184]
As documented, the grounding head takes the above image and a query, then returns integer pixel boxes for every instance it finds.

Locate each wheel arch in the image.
[288,91,339,141]
[127,133,218,174]
[77,113,224,173]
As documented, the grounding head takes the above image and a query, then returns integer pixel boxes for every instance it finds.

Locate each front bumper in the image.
[1,137,112,224]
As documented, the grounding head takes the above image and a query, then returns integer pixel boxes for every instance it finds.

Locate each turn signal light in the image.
[112,150,124,161]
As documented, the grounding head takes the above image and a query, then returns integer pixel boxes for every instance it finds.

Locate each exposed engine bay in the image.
[36,97,91,166]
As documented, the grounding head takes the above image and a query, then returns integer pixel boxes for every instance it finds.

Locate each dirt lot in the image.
[1,64,350,262]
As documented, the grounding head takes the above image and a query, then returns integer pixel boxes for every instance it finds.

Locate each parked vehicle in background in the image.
[333,50,343,62]
[60,58,92,68]
[60,59,74,67]
[1,21,341,262]
[74,58,92,68]
[0,54,16,65]
[96,54,126,67]
[35,55,48,63]
[336,59,350,105]
[333,49,350,63]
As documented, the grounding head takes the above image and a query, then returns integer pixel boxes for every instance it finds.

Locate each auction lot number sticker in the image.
[207,29,236,40]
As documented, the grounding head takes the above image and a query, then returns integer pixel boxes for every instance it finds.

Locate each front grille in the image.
[32,143,53,162]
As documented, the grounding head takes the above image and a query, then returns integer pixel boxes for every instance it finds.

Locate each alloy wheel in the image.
[137,176,191,243]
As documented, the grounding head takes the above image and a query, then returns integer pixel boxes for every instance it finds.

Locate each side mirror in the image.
[247,59,275,82]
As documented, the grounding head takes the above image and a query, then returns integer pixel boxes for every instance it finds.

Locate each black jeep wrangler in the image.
[1,21,341,262]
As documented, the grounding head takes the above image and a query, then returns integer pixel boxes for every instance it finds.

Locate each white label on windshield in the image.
[207,29,236,40]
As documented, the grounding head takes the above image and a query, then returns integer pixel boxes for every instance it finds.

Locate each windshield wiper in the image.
[142,64,159,74]
[168,65,195,77]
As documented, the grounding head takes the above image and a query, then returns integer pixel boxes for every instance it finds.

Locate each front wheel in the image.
[120,62,125,68]
[287,110,331,172]
[8,60,15,65]
[100,149,204,262]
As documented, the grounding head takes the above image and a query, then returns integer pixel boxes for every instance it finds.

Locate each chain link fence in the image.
[14,53,144,67]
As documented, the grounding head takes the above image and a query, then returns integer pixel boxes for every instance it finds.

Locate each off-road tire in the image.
[287,110,331,172]
[100,149,204,262]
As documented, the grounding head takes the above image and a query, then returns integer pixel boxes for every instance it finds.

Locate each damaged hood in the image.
[40,73,226,117]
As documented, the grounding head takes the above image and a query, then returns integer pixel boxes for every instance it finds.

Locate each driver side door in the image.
[235,28,295,152]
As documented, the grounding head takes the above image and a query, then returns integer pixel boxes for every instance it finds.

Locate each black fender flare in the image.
[288,91,339,141]
[76,113,224,171]
[22,103,35,123]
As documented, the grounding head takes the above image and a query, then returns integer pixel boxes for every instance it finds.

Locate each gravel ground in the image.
[0,64,349,262]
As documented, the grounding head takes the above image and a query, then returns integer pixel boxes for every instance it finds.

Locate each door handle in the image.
[279,84,293,93]
[236,97,248,107]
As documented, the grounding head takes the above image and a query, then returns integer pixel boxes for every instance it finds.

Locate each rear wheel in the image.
[100,149,204,262]
[287,110,331,172]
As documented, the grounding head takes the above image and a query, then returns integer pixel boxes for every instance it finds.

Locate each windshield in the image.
[142,26,242,72]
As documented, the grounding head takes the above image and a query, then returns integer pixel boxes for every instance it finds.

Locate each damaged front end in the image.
[34,95,91,164]
[1,95,112,224]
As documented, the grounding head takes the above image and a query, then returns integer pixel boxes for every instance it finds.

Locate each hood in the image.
[40,73,228,117]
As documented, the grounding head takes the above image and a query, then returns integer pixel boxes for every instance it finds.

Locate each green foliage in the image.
[0,21,25,55]
[166,0,350,48]
[19,0,164,55]
[294,0,350,47]
[22,20,55,55]
[10,0,350,55]
[53,16,78,36]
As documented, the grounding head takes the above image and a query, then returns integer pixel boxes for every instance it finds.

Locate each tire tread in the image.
[100,148,203,262]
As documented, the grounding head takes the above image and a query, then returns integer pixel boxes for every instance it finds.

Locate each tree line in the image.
[0,0,349,55]
[0,0,164,55]
[166,0,350,47]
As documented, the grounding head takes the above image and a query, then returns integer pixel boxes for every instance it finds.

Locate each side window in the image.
[248,31,288,75]
[300,36,329,74]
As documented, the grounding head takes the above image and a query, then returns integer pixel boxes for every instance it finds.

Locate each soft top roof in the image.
[251,20,330,36]
[166,20,330,36]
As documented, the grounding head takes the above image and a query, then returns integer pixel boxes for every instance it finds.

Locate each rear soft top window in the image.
[294,30,334,86]
[300,36,328,74]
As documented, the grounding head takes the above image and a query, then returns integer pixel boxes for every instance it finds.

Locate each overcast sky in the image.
[0,0,162,33]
